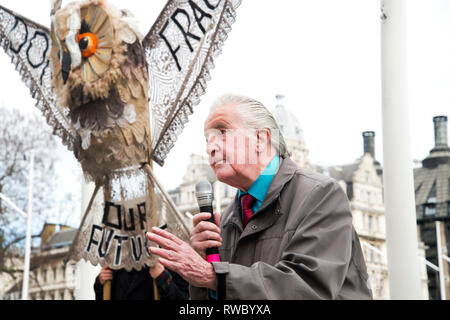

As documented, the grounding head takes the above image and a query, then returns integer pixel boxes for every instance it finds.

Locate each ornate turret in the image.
[271,94,309,168]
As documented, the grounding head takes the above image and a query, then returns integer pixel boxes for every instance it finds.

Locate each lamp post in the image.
[74,178,99,300]
[380,0,422,299]
[435,221,450,300]
[22,153,34,300]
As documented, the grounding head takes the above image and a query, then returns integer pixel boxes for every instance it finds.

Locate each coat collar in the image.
[223,156,298,231]
[238,155,280,204]
[256,155,297,213]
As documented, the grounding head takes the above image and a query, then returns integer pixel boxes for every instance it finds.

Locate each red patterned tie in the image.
[241,194,255,228]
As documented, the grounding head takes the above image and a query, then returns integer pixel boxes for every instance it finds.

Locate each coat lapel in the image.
[223,156,298,244]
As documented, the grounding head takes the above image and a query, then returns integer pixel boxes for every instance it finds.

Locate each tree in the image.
[0,105,80,281]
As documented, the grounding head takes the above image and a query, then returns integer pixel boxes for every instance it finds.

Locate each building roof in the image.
[414,115,450,220]
[331,163,360,183]
[42,228,77,250]
[312,160,366,184]
[414,164,450,206]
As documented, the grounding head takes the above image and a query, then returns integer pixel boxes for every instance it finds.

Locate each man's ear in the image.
[256,129,271,154]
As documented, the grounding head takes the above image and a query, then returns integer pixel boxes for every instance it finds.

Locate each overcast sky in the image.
[0,0,449,195]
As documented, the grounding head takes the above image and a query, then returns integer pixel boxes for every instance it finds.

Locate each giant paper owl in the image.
[0,0,241,270]
[50,0,151,182]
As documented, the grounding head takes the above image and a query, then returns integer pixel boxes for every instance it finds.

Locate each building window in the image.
[72,264,77,278]
[424,196,437,216]
[43,269,48,283]
[424,204,436,216]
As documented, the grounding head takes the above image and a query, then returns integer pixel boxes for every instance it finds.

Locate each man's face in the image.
[204,104,259,187]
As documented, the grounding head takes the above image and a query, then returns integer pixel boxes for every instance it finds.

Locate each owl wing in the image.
[0,5,76,151]
[142,0,242,166]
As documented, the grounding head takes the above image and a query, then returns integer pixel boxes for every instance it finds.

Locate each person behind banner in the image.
[146,94,373,299]
[94,262,189,300]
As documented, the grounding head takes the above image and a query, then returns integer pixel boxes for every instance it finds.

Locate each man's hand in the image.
[98,266,113,285]
[190,212,222,259]
[146,227,216,290]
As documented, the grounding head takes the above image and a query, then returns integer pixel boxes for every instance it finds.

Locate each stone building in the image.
[311,133,388,298]
[2,224,78,300]
[0,251,23,299]
[414,115,450,300]
[312,131,429,299]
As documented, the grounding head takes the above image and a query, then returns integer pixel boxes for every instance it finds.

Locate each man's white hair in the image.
[210,94,290,157]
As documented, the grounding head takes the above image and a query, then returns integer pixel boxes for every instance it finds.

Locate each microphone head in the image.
[195,180,213,194]
[195,180,213,207]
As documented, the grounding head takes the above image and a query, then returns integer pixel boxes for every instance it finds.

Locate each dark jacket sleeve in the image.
[93,275,103,300]
[156,269,189,300]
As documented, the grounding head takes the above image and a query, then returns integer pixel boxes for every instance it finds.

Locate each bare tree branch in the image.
[0,106,80,279]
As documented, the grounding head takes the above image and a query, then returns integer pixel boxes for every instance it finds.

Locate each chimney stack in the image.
[363,131,376,159]
[422,115,450,168]
[433,116,448,149]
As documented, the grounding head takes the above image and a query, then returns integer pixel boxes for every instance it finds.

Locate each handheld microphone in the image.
[195,180,220,263]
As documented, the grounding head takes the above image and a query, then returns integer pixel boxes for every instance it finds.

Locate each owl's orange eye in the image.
[77,32,98,58]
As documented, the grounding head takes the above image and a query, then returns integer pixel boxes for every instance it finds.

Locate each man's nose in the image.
[206,135,220,157]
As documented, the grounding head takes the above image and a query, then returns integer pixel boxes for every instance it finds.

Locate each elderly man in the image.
[146,94,373,299]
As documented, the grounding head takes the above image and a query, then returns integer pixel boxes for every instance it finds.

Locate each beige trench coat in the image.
[190,156,373,300]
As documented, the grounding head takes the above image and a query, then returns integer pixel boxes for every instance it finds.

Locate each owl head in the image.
[50,0,143,110]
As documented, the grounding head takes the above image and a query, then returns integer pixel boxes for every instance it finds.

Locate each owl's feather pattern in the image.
[50,0,151,183]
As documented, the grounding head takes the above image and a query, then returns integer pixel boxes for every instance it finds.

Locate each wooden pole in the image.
[153,282,160,300]
[103,280,111,300]
[149,158,160,300]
